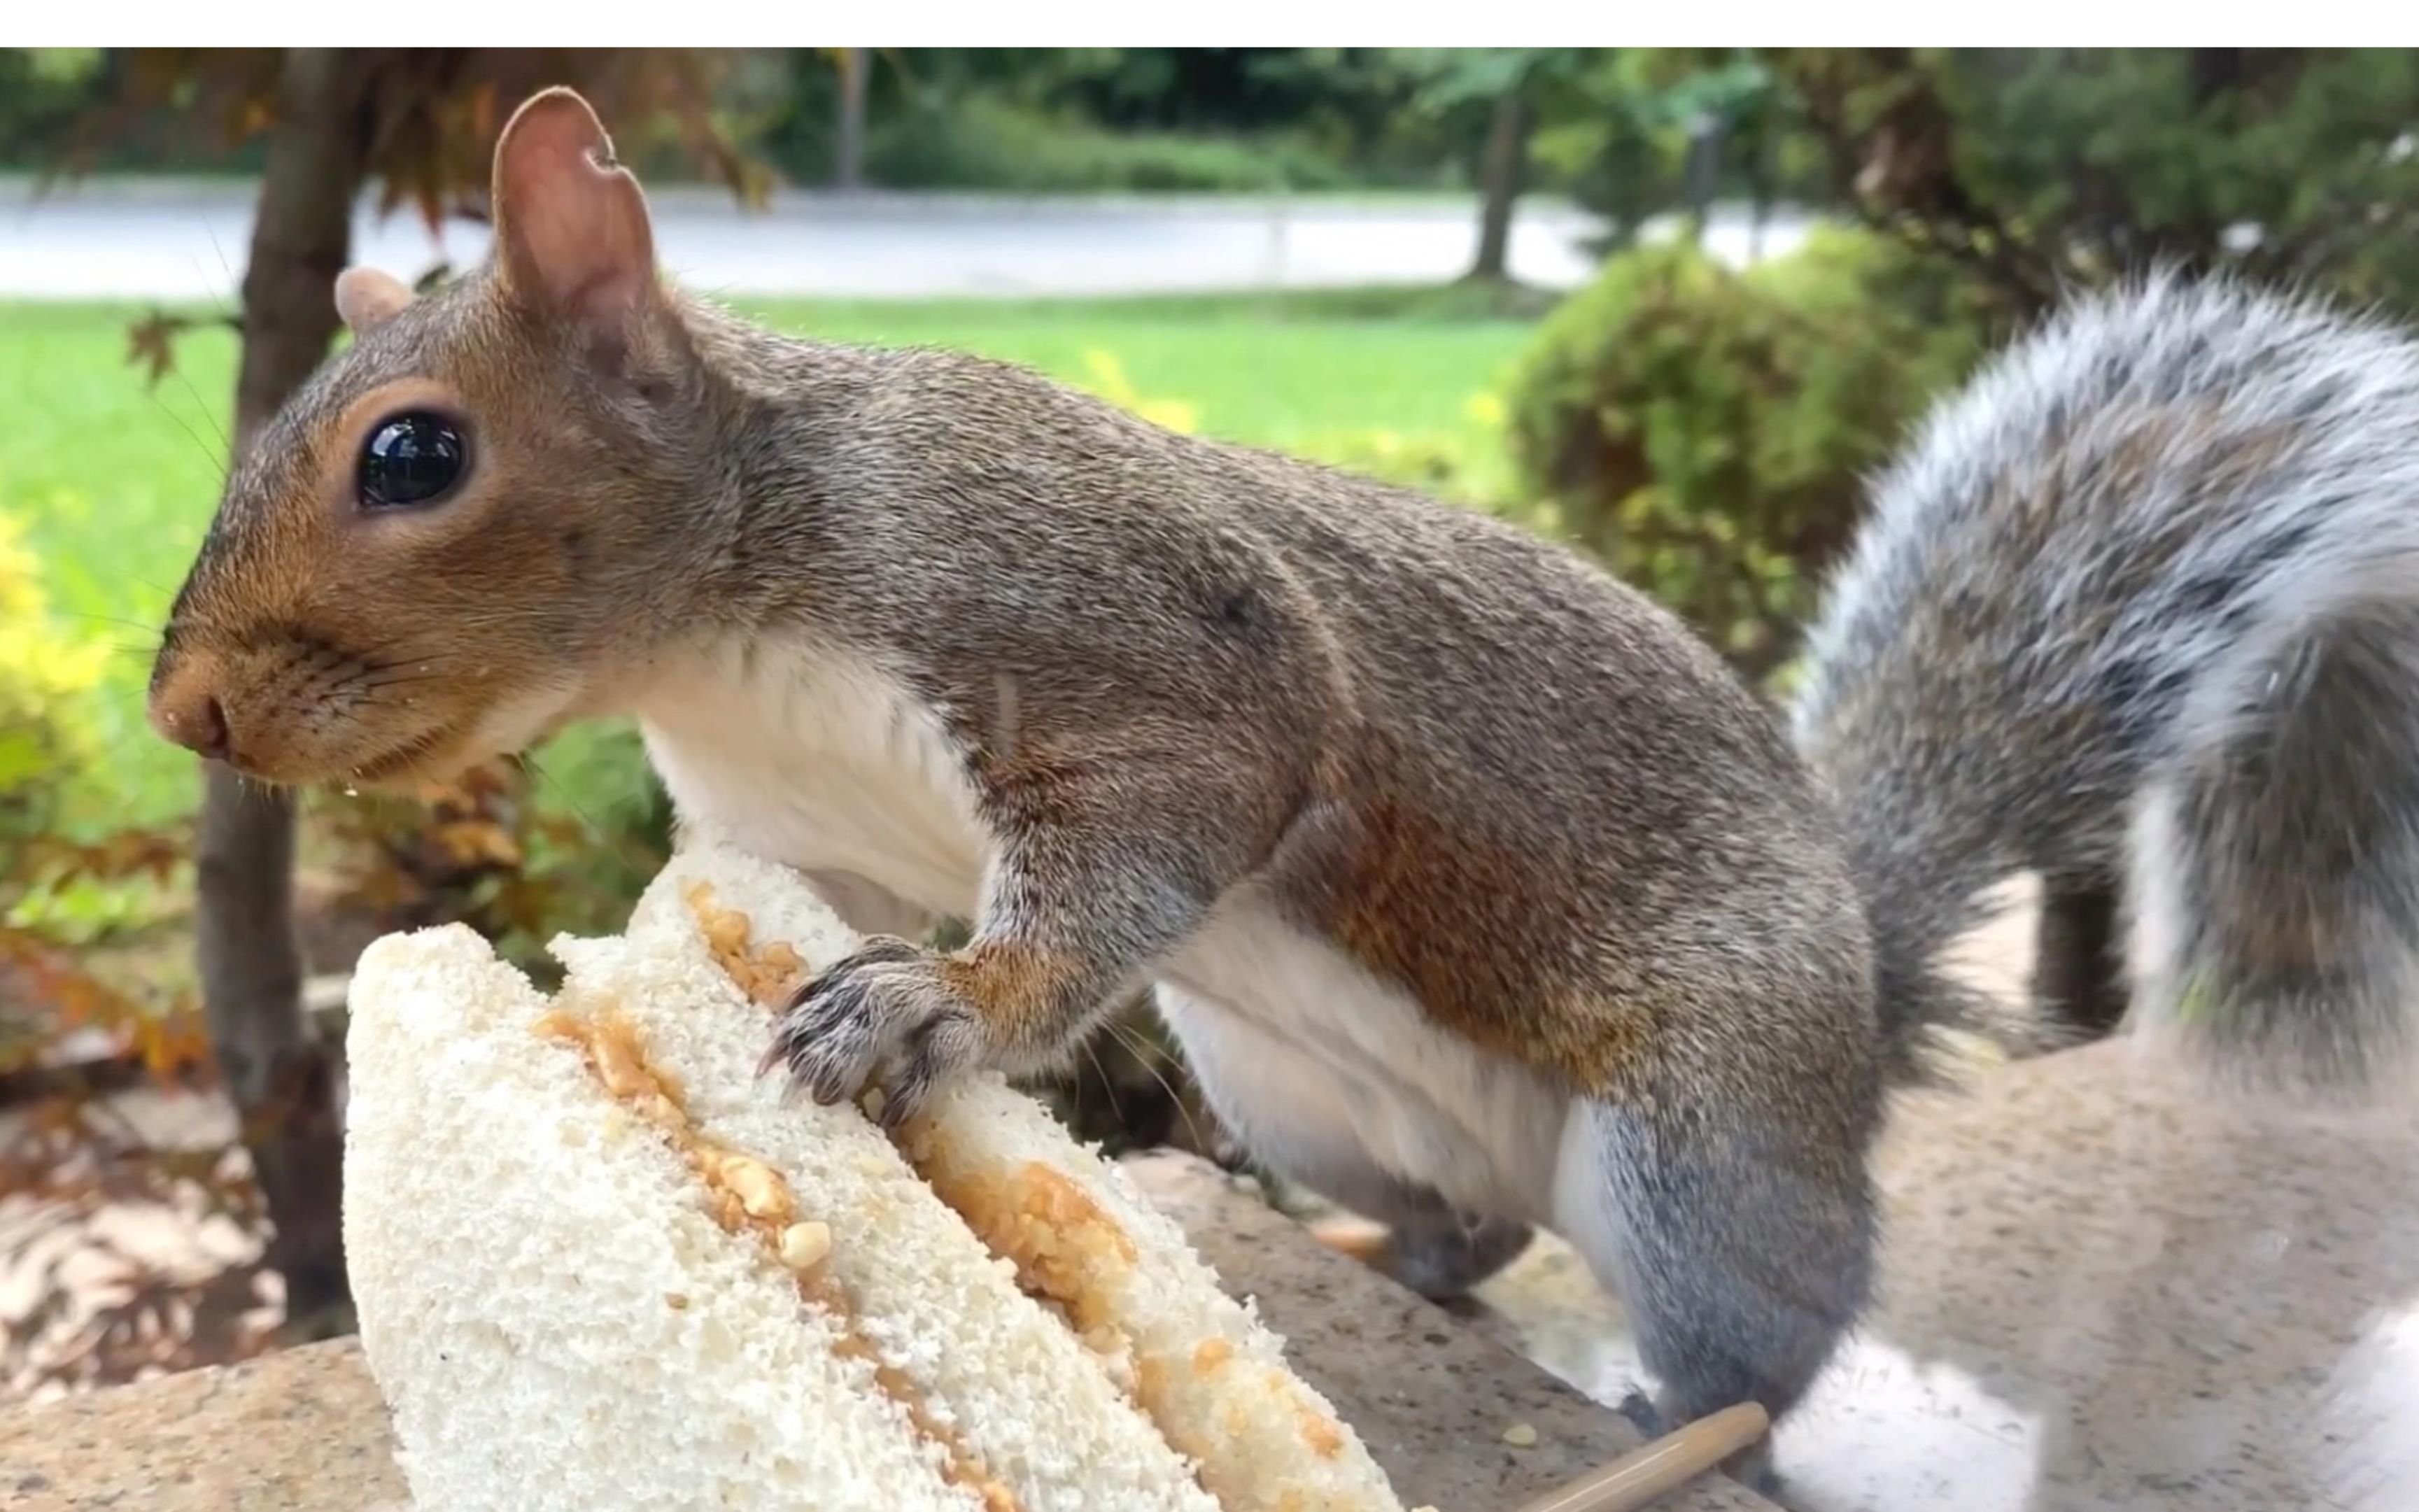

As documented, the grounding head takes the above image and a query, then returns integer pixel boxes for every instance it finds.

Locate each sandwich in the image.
[341,840,1411,1512]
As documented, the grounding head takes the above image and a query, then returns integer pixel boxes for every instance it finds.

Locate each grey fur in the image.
[1795,271,2419,1096]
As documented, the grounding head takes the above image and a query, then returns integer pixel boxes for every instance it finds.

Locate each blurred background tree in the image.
[1770,48,2419,316]
[1508,45,2419,681]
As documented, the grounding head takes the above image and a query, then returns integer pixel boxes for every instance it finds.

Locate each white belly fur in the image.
[1166,903,1571,1221]
[638,641,989,922]
[635,639,1572,1222]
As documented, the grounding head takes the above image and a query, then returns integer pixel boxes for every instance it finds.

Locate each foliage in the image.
[44,50,774,222]
[307,728,673,986]
[0,509,106,847]
[763,48,1446,194]
[1507,225,1997,681]
[0,503,201,1089]
[0,49,108,170]
[3,824,234,1399]
[846,95,1355,195]
[1764,48,2419,316]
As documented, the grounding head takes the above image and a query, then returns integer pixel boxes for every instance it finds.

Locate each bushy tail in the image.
[2124,595,2419,1093]
[1793,271,2419,1095]
[1831,770,2044,1084]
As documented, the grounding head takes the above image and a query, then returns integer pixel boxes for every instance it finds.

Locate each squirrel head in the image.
[148,87,712,788]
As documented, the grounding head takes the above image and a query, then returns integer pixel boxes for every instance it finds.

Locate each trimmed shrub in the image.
[1506,226,1998,684]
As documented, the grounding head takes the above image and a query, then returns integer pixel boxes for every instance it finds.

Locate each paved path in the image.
[0,178,1812,301]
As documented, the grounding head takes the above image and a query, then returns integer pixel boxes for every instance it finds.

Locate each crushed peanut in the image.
[779,1220,834,1272]
[684,882,807,1007]
[717,1154,794,1222]
[1502,1422,1539,1448]
[1191,1337,1233,1374]
[1294,1390,1346,1458]
[665,1292,690,1310]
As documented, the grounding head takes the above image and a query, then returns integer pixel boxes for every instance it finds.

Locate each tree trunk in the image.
[199,45,377,1338]
[1744,113,1773,266]
[1467,87,1530,283]
[1684,111,1728,235]
[833,48,867,191]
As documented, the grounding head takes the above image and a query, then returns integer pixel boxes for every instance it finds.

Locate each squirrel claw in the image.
[768,938,985,1122]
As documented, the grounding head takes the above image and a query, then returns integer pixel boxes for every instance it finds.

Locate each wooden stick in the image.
[1507,1402,1772,1512]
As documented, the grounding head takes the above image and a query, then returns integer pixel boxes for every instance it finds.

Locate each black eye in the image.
[358,411,468,509]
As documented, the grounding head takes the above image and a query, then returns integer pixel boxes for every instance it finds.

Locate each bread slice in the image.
[626,843,1406,1512]
[344,837,1409,1511]
[341,926,985,1512]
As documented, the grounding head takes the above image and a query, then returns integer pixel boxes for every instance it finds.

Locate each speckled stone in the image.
[0,1337,407,1511]
[1472,1038,2419,1512]
[0,1151,1770,1512]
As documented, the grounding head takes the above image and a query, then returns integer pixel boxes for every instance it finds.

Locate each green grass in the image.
[2,287,1536,829]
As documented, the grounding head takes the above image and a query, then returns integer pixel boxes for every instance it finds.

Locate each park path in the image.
[0,178,1810,301]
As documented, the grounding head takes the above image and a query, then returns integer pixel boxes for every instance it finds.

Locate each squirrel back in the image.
[1796,273,2419,1095]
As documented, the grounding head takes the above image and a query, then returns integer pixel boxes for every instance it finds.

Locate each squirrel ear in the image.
[491,87,658,360]
[334,267,414,335]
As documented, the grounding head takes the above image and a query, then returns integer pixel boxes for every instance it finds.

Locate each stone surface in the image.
[0,1150,1765,1512]
[0,1338,404,1511]
[1469,895,2419,1512]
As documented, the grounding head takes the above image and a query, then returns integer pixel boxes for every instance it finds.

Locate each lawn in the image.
[2,288,1537,831]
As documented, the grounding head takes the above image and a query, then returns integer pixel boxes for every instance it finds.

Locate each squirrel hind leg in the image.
[1152,982,1532,1299]
[2129,606,2419,1098]
[1552,1078,1877,1434]
[1306,1206,1535,1301]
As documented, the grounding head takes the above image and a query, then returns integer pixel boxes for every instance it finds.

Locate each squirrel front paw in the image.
[760,935,989,1126]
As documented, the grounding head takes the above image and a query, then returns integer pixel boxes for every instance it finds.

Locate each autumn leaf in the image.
[124,312,178,388]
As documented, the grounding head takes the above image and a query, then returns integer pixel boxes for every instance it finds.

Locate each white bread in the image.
[343,838,1407,1511]
[628,844,1405,1512]
[341,926,985,1512]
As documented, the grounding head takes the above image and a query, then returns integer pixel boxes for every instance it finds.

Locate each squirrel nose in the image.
[152,677,234,763]
[185,695,232,761]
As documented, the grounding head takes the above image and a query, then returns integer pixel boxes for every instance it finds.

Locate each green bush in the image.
[1505,226,1998,684]
[0,507,105,849]
[859,96,1355,193]
[1292,388,1518,514]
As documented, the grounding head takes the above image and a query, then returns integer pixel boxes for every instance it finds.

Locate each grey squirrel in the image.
[144,86,2416,1478]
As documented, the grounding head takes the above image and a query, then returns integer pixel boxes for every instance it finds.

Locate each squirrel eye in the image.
[358,411,467,509]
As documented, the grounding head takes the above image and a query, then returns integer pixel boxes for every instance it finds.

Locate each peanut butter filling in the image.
[684,886,1364,1485]
[686,883,805,1007]
[535,1005,1017,1512]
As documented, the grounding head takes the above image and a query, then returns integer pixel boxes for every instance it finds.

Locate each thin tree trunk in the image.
[1684,112,1727,236]
[1746,119,1772,266]
[1467,87,1530,283]
[834,48,867,191]
[199,45,376,1338]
